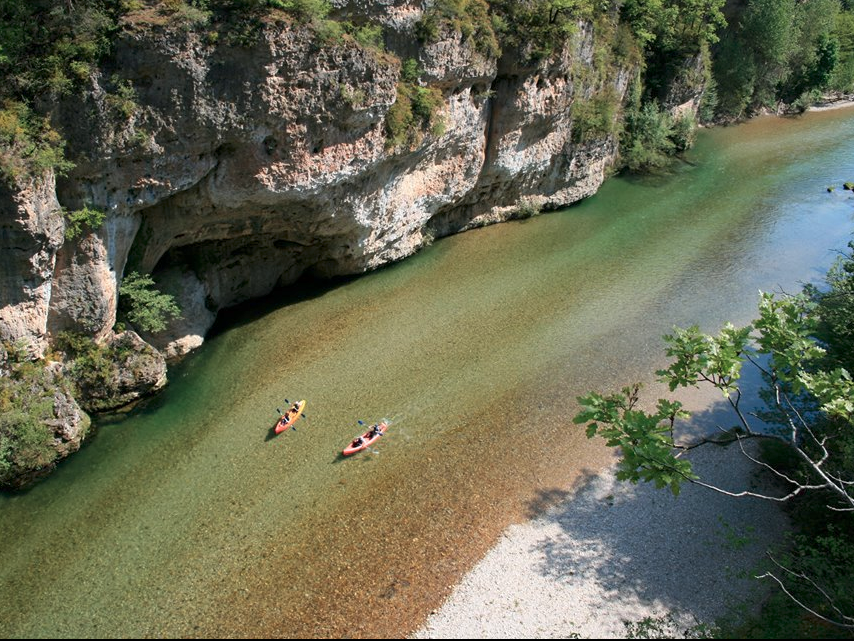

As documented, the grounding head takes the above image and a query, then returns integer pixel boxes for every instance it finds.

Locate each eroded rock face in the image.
[0,173,64,357]
[4,6,650,366]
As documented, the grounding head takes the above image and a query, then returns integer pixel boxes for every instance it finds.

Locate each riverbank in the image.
[809,95,854,112]
[412,440,789,638]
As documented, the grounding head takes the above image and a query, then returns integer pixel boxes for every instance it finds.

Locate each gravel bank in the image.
[412,442,789,639]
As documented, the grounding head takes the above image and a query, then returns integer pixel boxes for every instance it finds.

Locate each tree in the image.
[574,286,854,628]
[118,271,181,334]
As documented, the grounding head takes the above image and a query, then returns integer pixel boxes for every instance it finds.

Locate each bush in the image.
[620,100,676,172]
[671,111,697,152]
[118,271,182,334]
[63,205,106,241]
[401,58,420,84]
[0,358,79,487]
[158,0,212,28]
[416,0,500,60]
[571,89,620,144]
[104,77,138,120]
[0,101,74,183]
[352,23,384,51]
[385,82,445,150]
[269,0,330,23]
[489,0,591,61]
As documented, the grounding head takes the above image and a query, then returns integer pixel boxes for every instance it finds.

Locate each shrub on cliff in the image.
[63,205,106,241]
[571,88,621,144]
[54,330,167,413]
[620,100,676,172]
[417,0,499,59]
[0,355,89,489]
[118,271,182,334]
[0,101,73,184]
[385,82,446,150]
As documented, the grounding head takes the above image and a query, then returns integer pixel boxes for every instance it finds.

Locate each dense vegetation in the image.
[53,330,162,412]
[5,1,854,181]
[574,231,854,634]
[0,343,89,487]
[714,0,850,118]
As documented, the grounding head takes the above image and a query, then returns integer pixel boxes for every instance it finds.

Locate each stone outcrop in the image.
[0,361,90,490]
[0,173,64,357]
[68,330,168,413]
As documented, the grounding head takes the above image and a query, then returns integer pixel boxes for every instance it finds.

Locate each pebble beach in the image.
[413,441,789,638]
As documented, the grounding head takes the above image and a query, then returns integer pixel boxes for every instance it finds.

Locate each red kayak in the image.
[275,400,306,434]
[342,422,387,456]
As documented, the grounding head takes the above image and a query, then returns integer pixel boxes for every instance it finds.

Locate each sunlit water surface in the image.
[2,108,853,638]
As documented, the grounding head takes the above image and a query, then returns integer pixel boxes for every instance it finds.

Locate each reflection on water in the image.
[1,108,854,638]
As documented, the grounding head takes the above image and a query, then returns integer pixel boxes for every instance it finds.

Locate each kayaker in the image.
[370,424,383,438]
[353,436,365,447]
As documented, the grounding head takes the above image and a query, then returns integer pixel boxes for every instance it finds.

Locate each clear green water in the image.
[2,109,854,638]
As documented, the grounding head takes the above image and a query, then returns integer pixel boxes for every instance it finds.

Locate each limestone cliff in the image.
[2,5,642,368]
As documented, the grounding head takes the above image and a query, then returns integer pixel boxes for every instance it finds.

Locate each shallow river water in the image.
[2,108,854,638]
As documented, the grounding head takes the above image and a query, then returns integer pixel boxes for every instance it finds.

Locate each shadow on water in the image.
[206,270,366,340]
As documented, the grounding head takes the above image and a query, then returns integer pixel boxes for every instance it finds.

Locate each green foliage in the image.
[351,23,384,51]
[401,58,420,84]
[311,17,344,43]
[267,0,330,23]
[104,76,138,120]
[571,88,621,144]
[620,99,678,172]
[621,0,726,52]
[0,0,125,182]
[831,8,854,92]
[0,0,119,98]
[574,290,854,491]
[54,331,116,398]
[63,205,106,241]
[158,0,212,27]
[711,0,847,119]
[0,358,72,486]
[417,0,500,60]
[488,0,595,61]
[574,384,695,495]
[118,271,182,334]
[385,82,446,150]
[0,101,74,183]
[670,110,696,151]
[574,265,854,630]
[807,240,854,375]
[53,330,150,412]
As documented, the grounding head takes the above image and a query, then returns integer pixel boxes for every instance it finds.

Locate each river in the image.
[1,108,853,638]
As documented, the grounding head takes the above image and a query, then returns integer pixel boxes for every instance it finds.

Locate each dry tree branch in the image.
[757,554,854,629]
